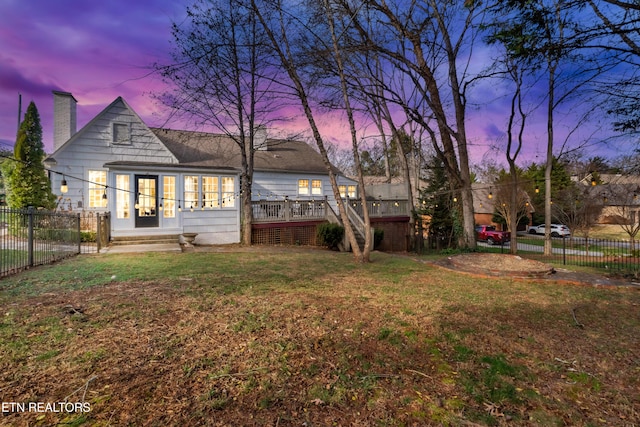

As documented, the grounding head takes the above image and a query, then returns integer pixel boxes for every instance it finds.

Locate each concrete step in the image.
[110,235,180,246]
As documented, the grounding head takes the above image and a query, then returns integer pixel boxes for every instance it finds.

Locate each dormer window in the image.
[113,123,131,144]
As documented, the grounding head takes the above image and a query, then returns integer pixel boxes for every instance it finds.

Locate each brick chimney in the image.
[53,91,77,151]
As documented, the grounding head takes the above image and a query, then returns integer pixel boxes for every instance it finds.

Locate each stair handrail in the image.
[345,200,366,240]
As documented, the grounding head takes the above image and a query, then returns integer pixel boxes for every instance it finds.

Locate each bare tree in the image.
[333,0,485,249]
[485,0,611,255]
[156,0,283,244]
[251,0,370,261]
[553,183,603,243]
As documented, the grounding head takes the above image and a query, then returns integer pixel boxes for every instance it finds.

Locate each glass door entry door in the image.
[134,175,159,228]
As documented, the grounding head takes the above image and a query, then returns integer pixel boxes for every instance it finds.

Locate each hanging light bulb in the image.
[488,187,493,199]
[178,202,182,212]
[60,176,68,194]
[134,193,140,210]
[190,203,194,212]
[535,185,540,194]
[102,187,108,207]
[159,198,164,211]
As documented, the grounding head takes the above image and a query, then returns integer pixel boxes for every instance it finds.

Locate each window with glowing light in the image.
[88,170,107,208]
[311,179,322,195]
[222,177,235,207]
[203,176,219,208]
[339,185,356,198]
[116,175,129,218]
[163,176,175,218]
[298,179,309,195]
[184,176,199,209]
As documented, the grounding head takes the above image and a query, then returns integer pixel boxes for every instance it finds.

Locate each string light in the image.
[60,177,68,194]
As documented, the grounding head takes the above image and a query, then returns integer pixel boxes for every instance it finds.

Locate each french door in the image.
[134,175,159,228]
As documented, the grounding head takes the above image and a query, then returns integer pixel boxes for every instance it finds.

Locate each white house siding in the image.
[49,99,178,213]
[106,167,240,244]
[252,171,357,212]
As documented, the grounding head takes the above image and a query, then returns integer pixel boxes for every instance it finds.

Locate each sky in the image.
[0,0,186,152]
[0,0,628,166]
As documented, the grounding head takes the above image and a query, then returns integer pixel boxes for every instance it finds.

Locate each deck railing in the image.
[252,198,328,223]
[251,197,410,224]
[347,199,410,218]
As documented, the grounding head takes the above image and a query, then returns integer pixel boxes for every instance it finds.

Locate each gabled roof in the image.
[47,97,177,163]
[150,128,339,175]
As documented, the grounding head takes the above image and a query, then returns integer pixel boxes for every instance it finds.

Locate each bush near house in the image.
[316,222,344,250]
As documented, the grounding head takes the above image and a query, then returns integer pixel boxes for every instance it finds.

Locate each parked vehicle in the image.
[475,225,510,245]
[527,223,571,237]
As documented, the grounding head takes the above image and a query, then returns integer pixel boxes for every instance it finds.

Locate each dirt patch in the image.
[433,252,640,287]
[441,253,555,278]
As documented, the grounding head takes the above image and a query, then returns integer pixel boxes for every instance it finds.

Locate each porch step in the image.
[110,235,180,246]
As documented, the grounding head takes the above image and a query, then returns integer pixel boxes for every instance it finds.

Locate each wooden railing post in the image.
[284,197,290,222]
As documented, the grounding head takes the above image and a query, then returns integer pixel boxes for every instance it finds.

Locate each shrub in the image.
[81,231,97,242]
[317,223,344,250]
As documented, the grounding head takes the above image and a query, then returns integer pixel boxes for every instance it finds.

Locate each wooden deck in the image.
[251,198,410,223]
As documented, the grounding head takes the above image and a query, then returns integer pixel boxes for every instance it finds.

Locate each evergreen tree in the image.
[7,102,56,209]
[419,156,458,249]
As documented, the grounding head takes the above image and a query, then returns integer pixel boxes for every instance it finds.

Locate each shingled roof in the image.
[149,128,337,175]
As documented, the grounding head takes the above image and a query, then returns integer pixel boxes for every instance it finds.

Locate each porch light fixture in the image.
[60,177,68,194]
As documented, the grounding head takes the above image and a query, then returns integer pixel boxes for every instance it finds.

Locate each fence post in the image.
[77,213,82,254]
[96,213,101,253]
[27,206,34,267]
[562,236,566,265]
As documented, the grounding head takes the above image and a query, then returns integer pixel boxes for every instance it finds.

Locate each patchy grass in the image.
[0,247,639,426]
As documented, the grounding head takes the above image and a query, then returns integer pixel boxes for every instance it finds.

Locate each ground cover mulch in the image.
[1,248,639,426]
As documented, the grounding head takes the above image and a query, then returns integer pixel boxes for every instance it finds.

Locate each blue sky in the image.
[0,0,628,165]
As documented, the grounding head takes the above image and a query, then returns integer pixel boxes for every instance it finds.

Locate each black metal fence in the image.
[513,235,640,277]
[420,233,640,278]
[0,207,110,278]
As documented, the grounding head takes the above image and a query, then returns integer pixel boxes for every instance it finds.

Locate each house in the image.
[44,91,357,245]
[581,173,640,225]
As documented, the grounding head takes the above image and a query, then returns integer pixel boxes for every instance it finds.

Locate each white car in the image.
[528,224,571,237]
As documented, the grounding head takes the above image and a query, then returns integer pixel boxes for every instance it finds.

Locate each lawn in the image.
[0,247,638,426]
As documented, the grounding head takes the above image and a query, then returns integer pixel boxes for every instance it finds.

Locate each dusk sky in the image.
[0,0,626,165]
[0,0,186,152]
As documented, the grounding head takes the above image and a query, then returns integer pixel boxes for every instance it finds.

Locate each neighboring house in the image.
[44,91,356,245]
[581,173,640,224]
[471,183,533,231]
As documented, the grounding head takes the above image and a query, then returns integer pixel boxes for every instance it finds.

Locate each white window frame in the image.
[115,174,130,218]
[88,170,107,208]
